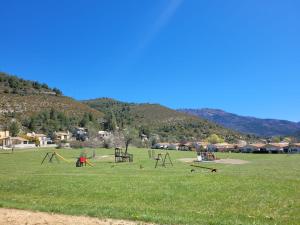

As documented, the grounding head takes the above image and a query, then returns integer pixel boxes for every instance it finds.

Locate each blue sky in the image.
[0,0,299,121]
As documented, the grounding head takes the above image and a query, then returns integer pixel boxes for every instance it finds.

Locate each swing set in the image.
[41,151,70,164]
[155,152,173,168]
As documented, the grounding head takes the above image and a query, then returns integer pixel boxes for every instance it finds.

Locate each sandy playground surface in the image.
[178,158,249,165]
[0,208,154,225]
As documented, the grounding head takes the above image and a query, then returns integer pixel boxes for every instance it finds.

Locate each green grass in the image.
[0,148,299,225]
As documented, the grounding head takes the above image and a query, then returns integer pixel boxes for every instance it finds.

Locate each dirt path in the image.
[0,208,154,225]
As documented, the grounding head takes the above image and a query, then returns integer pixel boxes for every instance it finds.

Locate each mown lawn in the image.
[0,148,299,225]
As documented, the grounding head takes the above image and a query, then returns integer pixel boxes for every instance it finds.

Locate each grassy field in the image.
[0,148,299,225]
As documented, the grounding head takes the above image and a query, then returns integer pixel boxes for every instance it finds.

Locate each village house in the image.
[265,142,289,153]
[178,142,194,151]
[10,137,36,149]
[0,130,11,149]
[54,131,71,141]
[288,143,300,153]
[26,132,49,146]
[240,143,267,153]
[98,131,112,138]
[167,143,179,150]
[207,143,235,152]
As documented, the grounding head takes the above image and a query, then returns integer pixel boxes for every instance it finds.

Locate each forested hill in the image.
[0,72,257,142]
[0,72,62,96]
[0,72,103,135]
[83,98,256,142]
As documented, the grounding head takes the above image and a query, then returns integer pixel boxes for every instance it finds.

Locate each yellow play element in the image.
[85,159,94,167]
[54,152,71,163]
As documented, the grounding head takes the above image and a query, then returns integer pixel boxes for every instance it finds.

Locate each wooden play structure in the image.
[148,149,155,159]
[197,151,217,161]
[41,151,70,164]
[155,152,173,168]
[114,147,133,163]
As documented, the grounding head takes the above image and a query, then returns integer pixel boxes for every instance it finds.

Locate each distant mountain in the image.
[178,108,300,137]
[83,98,256,142]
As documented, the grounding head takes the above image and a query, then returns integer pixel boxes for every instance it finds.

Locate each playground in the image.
[0,147,299,225]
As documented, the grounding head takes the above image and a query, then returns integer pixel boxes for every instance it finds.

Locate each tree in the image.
[53,88,62,96]
[206,134,224,144]
[79,113,90,127]
[271,136,281,143]
[9,121,20,137]
[104,110,118,131]
[123,127,138,154]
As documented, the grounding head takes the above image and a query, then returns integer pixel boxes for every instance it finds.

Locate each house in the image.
[0,130,11,148]
[207,143,235,152]
[54,131,71,141]
[26,132,48,146]
[98,131,112,138]
[10,137,36,149]
[240,143,266,153]
[265,142,289,153]
[288,143,300,153]
[178,142,192,151]
[167,143,179,150]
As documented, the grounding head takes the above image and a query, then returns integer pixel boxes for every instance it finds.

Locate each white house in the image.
[26,132,48,146]
[54,131,71,141]
[10,137,36,149]
[98,131,112,138]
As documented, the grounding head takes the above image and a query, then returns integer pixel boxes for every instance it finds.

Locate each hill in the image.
[83,98,256,142]
[0,72,103,134]
[178,108,300,137]
[0,72,62,96]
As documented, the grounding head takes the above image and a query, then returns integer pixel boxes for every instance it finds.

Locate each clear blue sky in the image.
[1,0,299,121]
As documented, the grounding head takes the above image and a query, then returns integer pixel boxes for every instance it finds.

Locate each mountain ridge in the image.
[178,108,300,137]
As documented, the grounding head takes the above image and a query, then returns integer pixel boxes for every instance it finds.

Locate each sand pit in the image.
[178,158,249,165]
[214,158,249,165]
[0,208,153,225]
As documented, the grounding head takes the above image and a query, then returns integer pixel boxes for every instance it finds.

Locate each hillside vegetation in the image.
[0,72,61,96]
[0,73,256,142]
[83,98,255,142]
[0,73,103,134]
